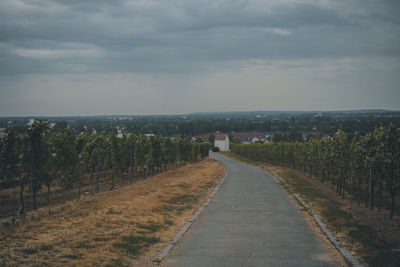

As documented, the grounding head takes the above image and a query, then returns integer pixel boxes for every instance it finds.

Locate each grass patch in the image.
[21,248,38,255]
[201,181,217,189]
[61,254,82,259]
[40,244,53,251]
[106,207,122,215]
[93,237,110,242]
[164,219,174,227]
[166,194,198,205]
[152,205,175,213]
[113,235,160,257]
[105,258,127,267]
[75,242,95,249]
[136,221,166,233]
[135,219,174,233]
[176,205,193,216]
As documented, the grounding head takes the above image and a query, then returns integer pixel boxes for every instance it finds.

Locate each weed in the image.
[152,205,175,213]
[113,242,142,257]
[200,181,216,189]
[122,235,160,247]
[176,205,192,216]
[113,235,160,257]
[136,230,148,235]
[40,244,53,251]
[107,207,122,215]
[166,194,198,205]
[61,254,82,259]
[105,258,127,267]
[93,237,110,242]
[136,221,166,233]
[178,183,191,189]
[75,242,95,249]
[164,219,174,226]
[21,248,38,254]
[1,222,11,229]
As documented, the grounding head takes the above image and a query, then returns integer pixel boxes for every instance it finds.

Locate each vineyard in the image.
[231,124,400,219]
[0,120,211,217]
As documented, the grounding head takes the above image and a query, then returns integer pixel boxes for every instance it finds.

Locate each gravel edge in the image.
[154,168,228,263]
[266,168,364,267]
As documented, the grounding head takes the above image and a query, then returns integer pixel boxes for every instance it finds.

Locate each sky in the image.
[0,0,399,116]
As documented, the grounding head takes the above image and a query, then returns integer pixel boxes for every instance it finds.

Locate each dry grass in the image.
[0,158,226,267]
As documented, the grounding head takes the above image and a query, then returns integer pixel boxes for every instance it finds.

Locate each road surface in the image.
[163,152,339,267]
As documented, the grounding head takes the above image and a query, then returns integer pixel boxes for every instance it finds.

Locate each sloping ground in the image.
[0,158,226,266]
[163,152,344,267]
[224,152,400,266]
[266,166,400,266]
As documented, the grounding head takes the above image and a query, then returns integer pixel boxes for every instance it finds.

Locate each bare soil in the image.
[0,158,226,266]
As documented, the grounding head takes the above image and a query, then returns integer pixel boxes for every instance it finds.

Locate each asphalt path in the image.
[163,152,339,267]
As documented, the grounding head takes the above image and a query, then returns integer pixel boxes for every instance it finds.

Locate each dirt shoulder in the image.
[0,158,226,267]
[222,152,400,267]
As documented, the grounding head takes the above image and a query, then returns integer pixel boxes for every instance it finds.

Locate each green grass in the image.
[61,254,82,259]
[21,248,38,255]
[93,237,110,242]
[75,242,96,249]
[113,235,160,257]
[105,258,128,267]
[164,219,174,227]
[40,244,53,251]
[200,181,217,189]
[166,194,198,205]
[136,221,166,233]
[106,207,122,215]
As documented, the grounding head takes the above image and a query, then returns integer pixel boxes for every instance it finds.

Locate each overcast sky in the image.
[0,0,399,116]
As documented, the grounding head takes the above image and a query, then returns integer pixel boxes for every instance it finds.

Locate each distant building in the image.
[214,133,229,151]
[231,132,269,143]
[0,128,6,138]
[193,133,212,142]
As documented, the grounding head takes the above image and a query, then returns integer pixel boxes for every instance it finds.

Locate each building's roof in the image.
[215,133,228,140]
[231,132,265,139]
[194,133,212,140]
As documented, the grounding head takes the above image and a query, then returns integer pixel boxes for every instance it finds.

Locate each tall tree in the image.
[27,120,50,210]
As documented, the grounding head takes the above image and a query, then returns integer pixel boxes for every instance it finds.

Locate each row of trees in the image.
[0,120,211,215]
[231,124,400,219]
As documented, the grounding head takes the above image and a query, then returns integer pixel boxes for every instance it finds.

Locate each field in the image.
[0,158,226,266]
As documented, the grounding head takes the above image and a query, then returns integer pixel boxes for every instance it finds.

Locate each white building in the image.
[214,133,230,151]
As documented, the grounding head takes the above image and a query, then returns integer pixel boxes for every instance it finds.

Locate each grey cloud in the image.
[0,0,399,115]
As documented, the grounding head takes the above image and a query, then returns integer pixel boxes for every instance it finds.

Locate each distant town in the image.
[1,110,399,143]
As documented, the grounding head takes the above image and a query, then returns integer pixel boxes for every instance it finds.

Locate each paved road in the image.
[163,153,338,267]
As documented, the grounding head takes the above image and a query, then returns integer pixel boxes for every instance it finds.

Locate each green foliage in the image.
[0,121,210,214]
[232,124,400,218]
[113,235,160,257]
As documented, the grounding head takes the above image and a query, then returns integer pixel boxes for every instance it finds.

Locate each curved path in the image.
[163,152,339,267]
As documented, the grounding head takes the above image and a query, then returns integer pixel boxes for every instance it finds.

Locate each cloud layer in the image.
[0,0,399,115]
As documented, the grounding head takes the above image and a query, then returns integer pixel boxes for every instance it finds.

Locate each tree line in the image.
[231,124,400,219]
[0,120,211,215]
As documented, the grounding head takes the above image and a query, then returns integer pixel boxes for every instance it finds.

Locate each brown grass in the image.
[0,158,226,267]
